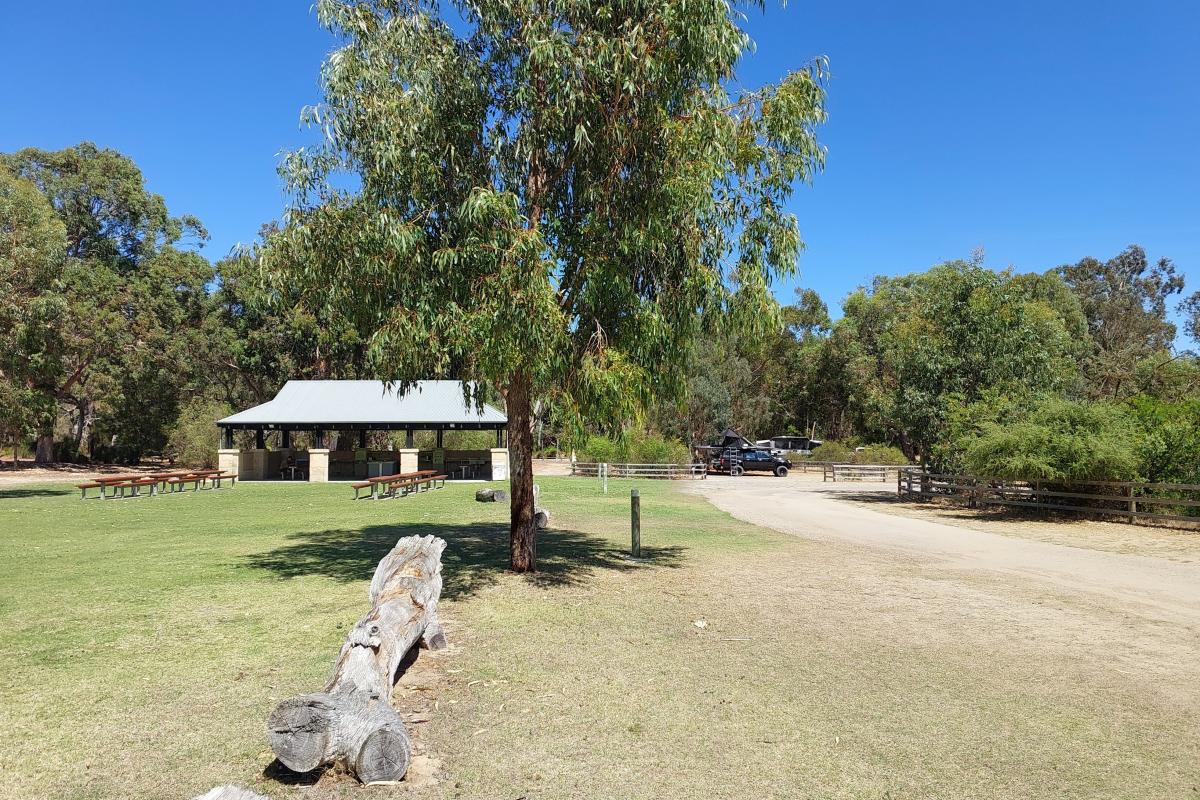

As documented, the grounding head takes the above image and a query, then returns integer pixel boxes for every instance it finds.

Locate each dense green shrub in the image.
[1129,397,1200,485]
[962,397,1140,481]
[165,397,233,468]
[579,434,616,463]
[807,440,908,465]
[577,431,690,464]
[853,443,910,465]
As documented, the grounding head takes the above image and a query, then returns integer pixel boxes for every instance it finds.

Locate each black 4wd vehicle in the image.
[716,448,791,477]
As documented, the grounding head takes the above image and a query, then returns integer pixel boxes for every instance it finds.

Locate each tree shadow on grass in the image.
[246,521,685,600]
[0,486,74,500]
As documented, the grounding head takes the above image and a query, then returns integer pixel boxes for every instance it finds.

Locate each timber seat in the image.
[125,477,160,497]
[77,481,104,500]
[208,470,236,489]
[385,476,422,497]
[352,480,374,500]
[165,475,204,492]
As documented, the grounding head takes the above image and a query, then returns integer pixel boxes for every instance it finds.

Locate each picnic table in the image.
[352,469,447,500]
[78,469,235,499]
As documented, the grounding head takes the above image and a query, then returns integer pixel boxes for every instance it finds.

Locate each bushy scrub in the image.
[1130,397,1200,485]
[165,397,233,468]
[578,435,616,463]
[851,444,909,465]
[808,440,908,465]
[962,397,1140,481]
[577,431,690,464]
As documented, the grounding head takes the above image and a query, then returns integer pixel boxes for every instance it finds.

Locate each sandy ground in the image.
[0,463,170,486]
[689,473,1200,633]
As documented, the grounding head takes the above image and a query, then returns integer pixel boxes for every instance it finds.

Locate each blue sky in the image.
[3,1,1198,338]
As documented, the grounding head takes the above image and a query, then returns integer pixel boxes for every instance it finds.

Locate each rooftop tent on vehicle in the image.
[716,428,757,450]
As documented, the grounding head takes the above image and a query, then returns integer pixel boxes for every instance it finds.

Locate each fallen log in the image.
[266,535,448,784]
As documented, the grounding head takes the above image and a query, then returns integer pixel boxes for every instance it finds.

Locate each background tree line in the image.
[0,143,365,466]
[3,142,1199,485]
[645,247,1200,483]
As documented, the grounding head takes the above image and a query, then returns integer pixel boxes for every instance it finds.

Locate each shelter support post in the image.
[397,448,419,475]
[308,449,330,482]
[218,448,241,477]
[433,429,445,468]
[256,429,266,450]
[490,447,509,481]
[281,429,291,448]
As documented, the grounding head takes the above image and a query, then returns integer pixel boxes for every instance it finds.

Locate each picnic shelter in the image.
[216,380,508,482]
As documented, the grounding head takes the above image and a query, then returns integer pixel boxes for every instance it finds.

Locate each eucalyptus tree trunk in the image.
[507,373,537,572]
[34,431,54,464]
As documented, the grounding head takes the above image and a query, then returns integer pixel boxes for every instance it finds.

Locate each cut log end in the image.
[266,696,333,774]
[356,725,412,784]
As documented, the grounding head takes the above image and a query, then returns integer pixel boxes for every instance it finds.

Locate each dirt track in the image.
[690,475,1200,629]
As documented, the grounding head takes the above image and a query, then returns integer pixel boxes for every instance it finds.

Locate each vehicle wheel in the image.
[775,465,789,478]
[731,465,744,477]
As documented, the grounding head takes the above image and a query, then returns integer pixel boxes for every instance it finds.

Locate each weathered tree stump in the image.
[266,535,448,784]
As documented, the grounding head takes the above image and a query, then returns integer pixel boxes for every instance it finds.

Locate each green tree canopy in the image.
[1055,245,1183,398]
[0,170,67,458]
[1,143,213,462]
[831,260,1087,461]
[263,0,828,570]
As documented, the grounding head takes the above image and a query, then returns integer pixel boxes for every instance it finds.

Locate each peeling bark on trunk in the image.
[507,373,536,572]
[266,535,448,784]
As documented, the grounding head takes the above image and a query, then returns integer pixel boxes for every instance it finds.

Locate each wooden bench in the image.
[123,477,160,498]
[385,472,448,497]
[165,474,204,493]
[207,470,236,489]
[77,469,234,499]
[384,476,422,497]
[77,481,104,500]
[353,469,441,500]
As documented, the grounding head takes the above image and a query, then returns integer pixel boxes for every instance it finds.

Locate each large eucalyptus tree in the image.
[265,0,827,570]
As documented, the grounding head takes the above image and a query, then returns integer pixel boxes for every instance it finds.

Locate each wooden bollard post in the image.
[631,488,641,558]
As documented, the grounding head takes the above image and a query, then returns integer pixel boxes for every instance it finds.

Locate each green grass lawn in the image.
[2,478,1195,799]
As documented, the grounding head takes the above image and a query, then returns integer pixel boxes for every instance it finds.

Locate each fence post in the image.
[1126,484,1136,524]
[631,488,641,558]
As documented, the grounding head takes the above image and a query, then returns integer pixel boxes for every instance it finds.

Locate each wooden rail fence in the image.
[897,469,1200,526]
[570,462,708,480]
[821,463,905,482]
